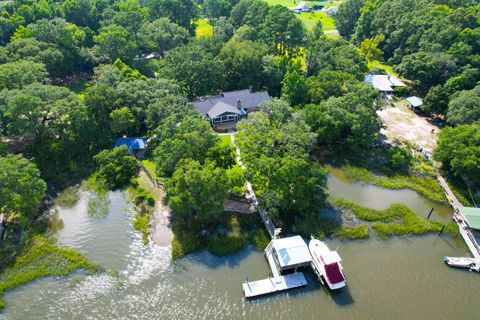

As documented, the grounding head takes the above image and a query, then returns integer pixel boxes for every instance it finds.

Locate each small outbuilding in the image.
[114,137,146,156]
[270,235,312,272]
[294,1,312,13]
[459,207,480,230]
[326,7,339,17]
[406,96,423,112]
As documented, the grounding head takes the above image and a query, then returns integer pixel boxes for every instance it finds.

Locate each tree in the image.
[93,24,137,62]
[435,125,480,186]
[423,85,450,115]
[153,115,219,177]
[165,159,229,223]
[93,145,139,189]
[281,60,307,106]
[0,154,46,221]
[159,44,225,97]
[0,60,47,90]
[141,0,197,35]
[203,0,234,20]
[6,38,65,76]
[217,40,269,90]
[335,0,365,39]
[447,85,480,125]
[359,33,384,61]
[110,107,136,135]
[306,70,356,103]
[138,18,189,53]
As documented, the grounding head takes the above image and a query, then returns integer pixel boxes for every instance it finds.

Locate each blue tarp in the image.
[114,137,146,150]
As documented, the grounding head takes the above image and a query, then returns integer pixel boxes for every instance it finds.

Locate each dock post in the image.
[438,225,445,235]
[427,208,434,219]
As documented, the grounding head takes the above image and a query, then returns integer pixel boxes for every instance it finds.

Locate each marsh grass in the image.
[55,187,80,208]
[342,166,446,203]
[249,228,270,251]
[332,198,457,238]
[334,225,370,239]
[293,213,370,240]
[0,235,101,309]
[87,192,110,218]
[132,214,150,245]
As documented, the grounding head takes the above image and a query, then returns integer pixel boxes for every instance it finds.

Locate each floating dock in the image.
[242,273,307,298]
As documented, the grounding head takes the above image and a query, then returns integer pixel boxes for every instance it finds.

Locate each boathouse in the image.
[459,207,480,230]
[268,236,312,272]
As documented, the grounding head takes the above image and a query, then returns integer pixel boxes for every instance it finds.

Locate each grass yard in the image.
[368,60,399,76]
[298,11,335,30]
[195,19,213,38]
[219,134,234,148]
[263,0,341,31]
[65,79,90,100]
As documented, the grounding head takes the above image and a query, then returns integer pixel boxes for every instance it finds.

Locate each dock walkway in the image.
[231,133,277,239]
[242,273,307,298]
[437,174,480,271]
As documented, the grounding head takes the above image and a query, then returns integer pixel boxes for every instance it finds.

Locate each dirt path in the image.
[377,101,440,154]
[150,203,173,247]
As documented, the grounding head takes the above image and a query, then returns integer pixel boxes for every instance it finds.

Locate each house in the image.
[406,96,423,112]
[365,74,406,93]
[294,1,312,13]
[326,6,339,17]
[114,137,146,156]
[268,236,312,273]
[193,89,270,130]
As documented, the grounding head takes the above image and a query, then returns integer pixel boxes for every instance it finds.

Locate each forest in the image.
[0,0,479,306]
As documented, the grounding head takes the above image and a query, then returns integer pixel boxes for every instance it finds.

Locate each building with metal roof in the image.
[114,137,146,155]
[459,207,480,230]
[270,235,312,271]
[365,74,406,93]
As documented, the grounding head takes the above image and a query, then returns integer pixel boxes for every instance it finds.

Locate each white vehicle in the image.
[309,237,346,290]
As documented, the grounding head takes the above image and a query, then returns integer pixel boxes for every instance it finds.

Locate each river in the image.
[1,171,479,320]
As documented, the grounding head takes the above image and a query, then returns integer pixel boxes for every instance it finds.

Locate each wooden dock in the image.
[242,273,308,298]
[437,174,480,272]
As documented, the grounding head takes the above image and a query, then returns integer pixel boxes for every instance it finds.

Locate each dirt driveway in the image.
[377,100,440,154]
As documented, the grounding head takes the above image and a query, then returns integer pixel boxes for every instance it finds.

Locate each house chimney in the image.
[236,99,241,109]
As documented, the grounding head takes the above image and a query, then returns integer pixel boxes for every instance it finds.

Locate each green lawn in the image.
[219,134,233,148]
[141,159,158,181]
[64,79,90,100]
[368,60,399,76]
[195,19,213,38]
[262,0,341,31]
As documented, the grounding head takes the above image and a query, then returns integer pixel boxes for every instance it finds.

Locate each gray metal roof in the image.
[193,89,270,116]
[207,101,241,118]
[406,96,423,107]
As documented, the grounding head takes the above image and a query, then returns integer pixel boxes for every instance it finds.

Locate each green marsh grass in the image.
[0,235,101,309]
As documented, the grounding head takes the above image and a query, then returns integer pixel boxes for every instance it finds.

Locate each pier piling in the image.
[438,225,445,236]
[427,208,434,219]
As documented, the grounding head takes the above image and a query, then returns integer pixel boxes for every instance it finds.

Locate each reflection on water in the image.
[1,175,478,320]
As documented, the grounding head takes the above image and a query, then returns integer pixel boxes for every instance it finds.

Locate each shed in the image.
[271,236,312,271]
[326,7,339,17]
[294,1,312,13]
[114,137,146,152]
[459,207,480,230]
[406,96,423,111]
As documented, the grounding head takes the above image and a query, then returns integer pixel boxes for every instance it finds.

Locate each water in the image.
[1,174,479,320]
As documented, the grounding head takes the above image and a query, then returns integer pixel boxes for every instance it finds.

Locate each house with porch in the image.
[365,74,406,94]
[193,89,270,130]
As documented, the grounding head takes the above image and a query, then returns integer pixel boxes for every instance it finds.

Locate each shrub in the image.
[93,146,139,190]
[132,213,150,245]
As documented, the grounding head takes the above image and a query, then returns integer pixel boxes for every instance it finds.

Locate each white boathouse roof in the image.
[272,236,312,268]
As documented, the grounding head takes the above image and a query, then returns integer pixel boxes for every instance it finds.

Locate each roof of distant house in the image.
[193,89,270,116]
[207,101,242,118]
[459,207,480,230]
[326,7,339,12]
[365,74,406,92]
[406,96,423,107]
[295,1,311,10]
[272,235,312,268]
[114,137,146,150]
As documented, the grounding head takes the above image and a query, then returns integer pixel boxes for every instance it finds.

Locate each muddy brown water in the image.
[1,172,479,320]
